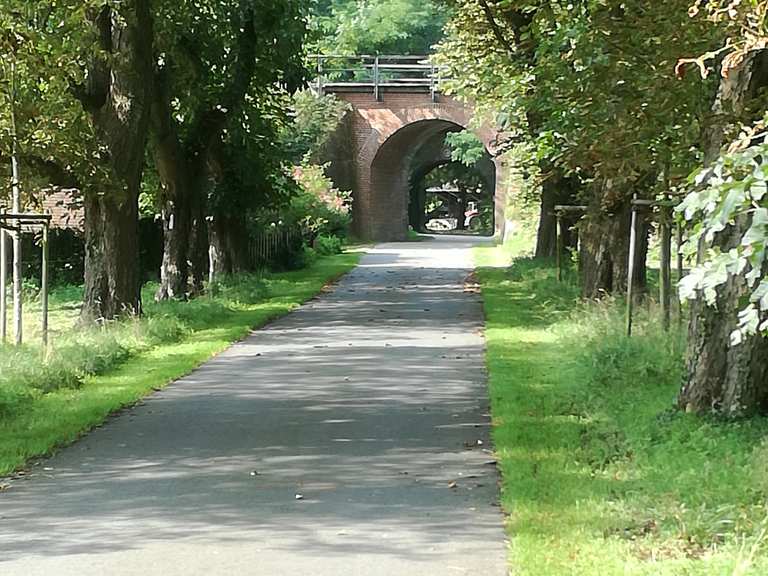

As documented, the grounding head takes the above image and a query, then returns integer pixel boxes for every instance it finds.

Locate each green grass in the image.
[0,252,361,476]
[477,240,768,575]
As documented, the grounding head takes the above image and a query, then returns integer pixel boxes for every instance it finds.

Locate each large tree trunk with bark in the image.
[79,1,153,321]
[150,9,257,300]
[155,195,191,300]
[579,183,649,299]
[679,52,768,416]
[151,67,193,300]
[535,170,579,259]
[188,196,209,296]
[82,192,142,319]
[209,212,251,277]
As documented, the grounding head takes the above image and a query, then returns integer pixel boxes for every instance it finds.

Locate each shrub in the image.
[290,162,351,239]
[314,234,343,255]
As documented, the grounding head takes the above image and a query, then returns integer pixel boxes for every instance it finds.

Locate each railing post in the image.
[430,63,437,102]
[676,221,685,326]
[373,55,381,101]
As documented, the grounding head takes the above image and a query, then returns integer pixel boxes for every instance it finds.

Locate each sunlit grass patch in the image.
[477,243,768,575]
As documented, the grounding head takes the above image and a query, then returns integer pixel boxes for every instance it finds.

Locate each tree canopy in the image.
[310,0,450,54]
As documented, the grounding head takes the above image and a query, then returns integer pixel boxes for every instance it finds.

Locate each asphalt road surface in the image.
[0,236,508,576]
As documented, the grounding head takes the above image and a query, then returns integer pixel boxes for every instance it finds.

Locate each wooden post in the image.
[373,55,381,101]
[10,61,23,346]
[626,194,639,337]
[676,221,685,327]
[659,204,672,332]
[556,211,563,282]
[41,223,49,347]
[317,55,324,95]
[0,220,6,344]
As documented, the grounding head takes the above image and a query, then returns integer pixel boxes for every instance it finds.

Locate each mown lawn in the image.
[0,251,361,476]
[477,240,768,575]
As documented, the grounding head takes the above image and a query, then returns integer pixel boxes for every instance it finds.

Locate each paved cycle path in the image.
[0,237,507,576]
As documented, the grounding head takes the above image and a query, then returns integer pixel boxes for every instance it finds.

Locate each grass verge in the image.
[477,241,768,575]
[0,252,361,476]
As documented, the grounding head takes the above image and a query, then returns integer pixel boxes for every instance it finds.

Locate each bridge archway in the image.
[319,62,509,241]
[349,101,506,241]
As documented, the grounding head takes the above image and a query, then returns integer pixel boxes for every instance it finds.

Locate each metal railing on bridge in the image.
[312,55,447,101]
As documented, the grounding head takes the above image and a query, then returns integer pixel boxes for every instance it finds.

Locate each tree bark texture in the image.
[579,187,649,299]
[679,52,768,416]
[80,1,153,321]
[151,9,257,300]
[209,212,251,277]
[535,171,579,259]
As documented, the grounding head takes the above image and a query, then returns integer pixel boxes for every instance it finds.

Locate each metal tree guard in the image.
[0,212,52,346]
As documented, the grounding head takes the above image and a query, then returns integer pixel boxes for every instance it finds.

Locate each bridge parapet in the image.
[312,55,447,102]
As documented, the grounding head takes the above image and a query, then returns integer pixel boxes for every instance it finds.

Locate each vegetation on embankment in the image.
[477,241,768,575]
[0,251,360,477]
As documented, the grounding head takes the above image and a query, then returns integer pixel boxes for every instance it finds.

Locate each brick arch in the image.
[328,93,508,241]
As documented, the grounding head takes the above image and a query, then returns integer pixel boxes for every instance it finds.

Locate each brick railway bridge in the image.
[315,55,510,242]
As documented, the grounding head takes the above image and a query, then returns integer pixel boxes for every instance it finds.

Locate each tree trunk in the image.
[79,1,153,321]
[681,247,768,414]
[155,195,191,300]
[535,171,579,259]
[209,213,250,277]
[151,66,193,300]
[679,52,768,416]
[579,192,648,299]
[82,192,141,320]
[188,197,209,295]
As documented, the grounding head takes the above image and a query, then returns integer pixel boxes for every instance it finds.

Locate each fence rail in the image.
[312,55,447,101]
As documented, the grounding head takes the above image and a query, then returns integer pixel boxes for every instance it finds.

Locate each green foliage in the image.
[677,139,768,341]
[280,89,351,163]
[445,130,486,167]
[314,233,344,255]
[436,0,719,211]
[477,242,768,574]
[0,1,106,198]
[311,0,451,55]
[288,162,352,237]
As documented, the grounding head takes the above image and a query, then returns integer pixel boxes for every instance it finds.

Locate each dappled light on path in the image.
[0,236,505,576]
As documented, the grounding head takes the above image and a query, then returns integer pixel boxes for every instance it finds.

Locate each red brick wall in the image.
[327,90,507,241]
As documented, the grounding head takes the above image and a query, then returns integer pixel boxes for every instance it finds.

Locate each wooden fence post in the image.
[1,220,6,344]
[317,55,324,95]
[626,194,639,337]
[556,211,563,282]
[41,223,49,347]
